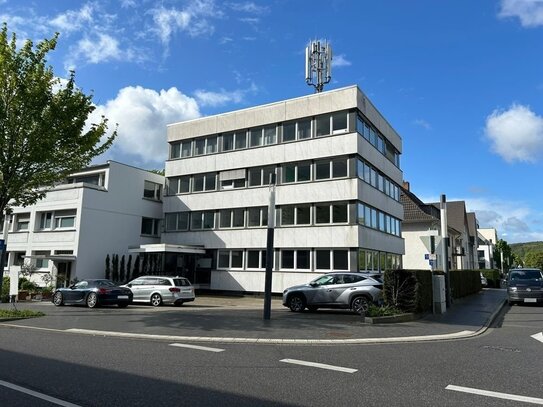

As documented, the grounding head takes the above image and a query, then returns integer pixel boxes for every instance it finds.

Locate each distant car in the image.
[52,279,133,308]
[282,272,382,314]
[123,276,195,306]
[507,268,543,305]
[480,273,488,287]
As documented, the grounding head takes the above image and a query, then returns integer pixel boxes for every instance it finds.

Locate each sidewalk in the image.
[0,289,507,344]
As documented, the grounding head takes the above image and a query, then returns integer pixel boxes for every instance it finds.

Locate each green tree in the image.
[105,254,111,280]
[112,254,119,283]
[524,251,543,270]
[493,239,514,272]
[119,255,125,283]
[0,24,116,215]
[126,254,132,283]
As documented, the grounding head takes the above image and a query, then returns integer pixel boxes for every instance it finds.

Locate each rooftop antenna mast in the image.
[305,39,332,93]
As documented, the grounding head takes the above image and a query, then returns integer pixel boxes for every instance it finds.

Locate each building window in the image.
[170,142,180,158]
[38,212,52,230]
[316,115,330,137]
[332,111,348,133]
[144,180,162,200]
[283,118,312,142]
[315,158,348,180]
[141,217,160,236]
[191,211,215,230]
[194,138,206,155]
[247,250,267,269]
[34,251,50,269]
[181,141,192,157]
[250,128,263,147]
[53,210,76,229]
[222,133,234,151]
[333,250,349,270]
[206,136,218,154]
[12,252,25,266]
[281,250,310,270]
[332,158,348,178]
[66,172,105,186]
[281,205,311,226]
[357,203,400,236]
[165,212,189,231]
[234,130,247,149]
[217,250,243,269]
[192,173,216,192]
[315,203,348,224]
[248,207,268,227]
[168,176,190,194]
[315,249,349,270]
[263,125,276,145]
[219,208,245,228]
[15,214,30,231]
[316,250,330,270]
[248,166,275,187]
[282,162,311,183]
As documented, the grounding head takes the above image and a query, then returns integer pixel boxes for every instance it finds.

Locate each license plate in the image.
[118,295,129,299]
[524,298,537,303]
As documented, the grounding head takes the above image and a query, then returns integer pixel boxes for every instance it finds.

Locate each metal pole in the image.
[263,174,276,320]
[440,195,451,308]
[0,213,11,301]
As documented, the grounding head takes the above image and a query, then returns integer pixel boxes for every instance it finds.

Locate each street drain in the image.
[482,345,520,353]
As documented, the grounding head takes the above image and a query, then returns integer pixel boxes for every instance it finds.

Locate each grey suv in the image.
[124,276,195,306]
[282,272,383,313]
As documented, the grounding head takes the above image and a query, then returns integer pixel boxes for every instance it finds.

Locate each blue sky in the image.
[1,0,543,244]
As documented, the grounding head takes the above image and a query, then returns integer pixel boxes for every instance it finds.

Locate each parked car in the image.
[123,276,195,306]
[480,273,488,287]
[52,279,133,308]
[507,268,543,305]
[282,272,383,314]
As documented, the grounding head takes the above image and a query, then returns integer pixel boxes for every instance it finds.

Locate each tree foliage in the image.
[524,251,543,270]
[493,239,514,271]
[0,24,116,214]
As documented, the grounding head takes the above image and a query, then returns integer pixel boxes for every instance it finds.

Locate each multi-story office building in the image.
[163,85,404,293]
[1,161,164,286]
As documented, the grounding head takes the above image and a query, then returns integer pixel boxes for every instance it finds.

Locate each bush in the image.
[1,276,9,303]
[481,269,501,288]
[449,269,481,298]
[20,279,38,292]
[383,270,418,313]
[366,304,403,317]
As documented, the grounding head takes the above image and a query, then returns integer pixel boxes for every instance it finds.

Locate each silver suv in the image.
[282,272,382,313]
[124,276,195,306]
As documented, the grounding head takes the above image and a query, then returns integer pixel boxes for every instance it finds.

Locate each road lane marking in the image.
[169,343,225,352]
[531,332,543,344]
[279,358,357,373]
[0,379,82,407]
[446,385,543,405]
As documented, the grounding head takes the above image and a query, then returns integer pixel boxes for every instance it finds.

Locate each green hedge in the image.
[384,269,482,313]
[481,269,501,288]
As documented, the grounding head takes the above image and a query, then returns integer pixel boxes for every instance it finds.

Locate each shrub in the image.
[20,279,38,292]
[366,304,403,317]
[481,269,501,288]
[383,270,418,313]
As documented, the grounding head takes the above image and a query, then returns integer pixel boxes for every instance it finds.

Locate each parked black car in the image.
[52,279,133,308]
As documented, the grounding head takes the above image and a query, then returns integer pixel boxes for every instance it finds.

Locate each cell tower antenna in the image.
[305,39,332,93]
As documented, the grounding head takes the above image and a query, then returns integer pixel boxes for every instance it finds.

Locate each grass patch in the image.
[0,309,45,319]
[366,304,403,317]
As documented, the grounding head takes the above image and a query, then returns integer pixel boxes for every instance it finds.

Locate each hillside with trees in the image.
[510,241,543,269]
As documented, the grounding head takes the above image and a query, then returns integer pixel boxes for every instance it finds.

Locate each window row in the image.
[166,157,350,195]
[359,249,402,271]
[10,210,78,232]
[356,114,400,167]
[357,203,401,236]
[216,248,350,271]
[141,217,161,236]
[143,180,162,201]
[357,158,400,201]
[280,203,348,226]
[169,111,350,159]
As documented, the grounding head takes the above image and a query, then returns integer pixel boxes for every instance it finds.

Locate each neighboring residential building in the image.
[477,228,497,269]
[1,161,164,286]
[401,183,480,271]
[161,85,405,293]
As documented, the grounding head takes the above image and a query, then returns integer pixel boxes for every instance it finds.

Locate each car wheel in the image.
[118,302,129,308]
[288,294,305,312]
[150,293,162,307]
[307,306,318,312]
[52,292,64,306]
[174,301,184,307]
[86,292,99,308]
[351,296,371,314]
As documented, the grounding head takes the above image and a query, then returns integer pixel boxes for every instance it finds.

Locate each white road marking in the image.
[280,358,357,373]
[531,332,543,344]
[0,379,82,407]
[169,343,225,352]
[446,385,543,405]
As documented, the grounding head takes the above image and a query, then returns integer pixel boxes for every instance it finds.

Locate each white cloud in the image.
[484,104,543,163]
[149,0,220,50]
[227,2,270,14]
[88,86,201,165]
[413,119,431,130]
[499,0,543,27]
[194,83,257,107]
[50,3,95,34]
[65,33,130,70]
[332,54,351,68]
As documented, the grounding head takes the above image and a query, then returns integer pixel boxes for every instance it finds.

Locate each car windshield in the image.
[509,270,542,281]
[311,275,336,286]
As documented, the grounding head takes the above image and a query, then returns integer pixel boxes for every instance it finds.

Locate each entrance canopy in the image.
[24,254,77,262]
[128,243,206,255]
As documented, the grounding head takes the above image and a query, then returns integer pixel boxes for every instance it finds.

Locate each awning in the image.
[128,243,206,255]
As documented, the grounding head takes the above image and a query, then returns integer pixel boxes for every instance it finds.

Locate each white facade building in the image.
[477,228,497,269]
[1,161,164,286]
[163,86,404,293]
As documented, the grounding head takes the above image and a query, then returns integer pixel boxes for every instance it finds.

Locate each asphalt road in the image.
[0,303,542,406]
